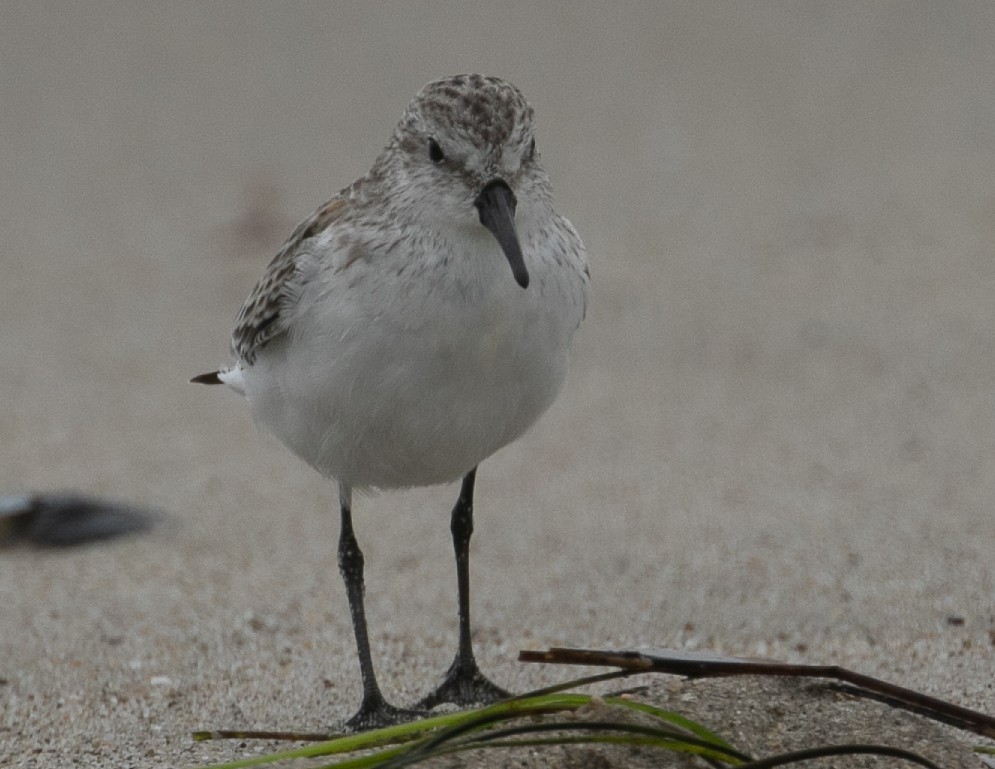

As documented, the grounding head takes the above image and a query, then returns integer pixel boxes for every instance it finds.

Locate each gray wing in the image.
[231,196,348,364]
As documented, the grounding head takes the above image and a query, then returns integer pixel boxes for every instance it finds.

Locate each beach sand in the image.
[1,4,992,766]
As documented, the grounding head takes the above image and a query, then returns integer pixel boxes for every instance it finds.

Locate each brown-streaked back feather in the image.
[231,196,349,364]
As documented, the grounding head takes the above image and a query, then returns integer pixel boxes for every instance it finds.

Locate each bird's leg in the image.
[416,468,511,710]
[336,484,422,731]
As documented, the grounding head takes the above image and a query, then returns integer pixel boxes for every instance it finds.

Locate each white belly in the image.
[240,255,581,489]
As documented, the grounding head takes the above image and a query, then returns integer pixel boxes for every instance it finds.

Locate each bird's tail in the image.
[190,371,223,385]
[190,367,246,395]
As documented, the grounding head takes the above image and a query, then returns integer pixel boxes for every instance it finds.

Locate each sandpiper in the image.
[193,74,589,729]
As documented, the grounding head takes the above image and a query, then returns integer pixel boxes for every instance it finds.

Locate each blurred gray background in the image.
[2,3,993,766]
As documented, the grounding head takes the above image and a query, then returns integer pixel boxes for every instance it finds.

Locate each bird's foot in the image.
[415,656,512,711]
[341,693,426,732]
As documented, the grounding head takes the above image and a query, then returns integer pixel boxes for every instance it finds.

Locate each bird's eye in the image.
[525,137,537,161]
[428,138,445,163]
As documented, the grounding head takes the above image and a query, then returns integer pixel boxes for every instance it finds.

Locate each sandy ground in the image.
[2,3,993,767]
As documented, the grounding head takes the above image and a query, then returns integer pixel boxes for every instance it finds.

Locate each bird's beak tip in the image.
[476,179,531,289]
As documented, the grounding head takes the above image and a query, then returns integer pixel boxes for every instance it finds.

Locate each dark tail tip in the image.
[190,371,223,385]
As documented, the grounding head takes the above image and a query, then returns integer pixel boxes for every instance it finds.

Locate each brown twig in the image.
[519,646,995,740]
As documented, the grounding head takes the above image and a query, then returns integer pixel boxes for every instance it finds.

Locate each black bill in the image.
[475,179,530,288]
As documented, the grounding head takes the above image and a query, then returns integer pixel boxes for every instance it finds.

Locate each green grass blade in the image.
[736,744,942,769]
[191,675,746,769]
[605,695,738,751]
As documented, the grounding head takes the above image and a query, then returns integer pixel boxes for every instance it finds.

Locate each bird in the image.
[192,73,589,730]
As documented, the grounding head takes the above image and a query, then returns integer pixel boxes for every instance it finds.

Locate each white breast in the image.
[239,228,585,490]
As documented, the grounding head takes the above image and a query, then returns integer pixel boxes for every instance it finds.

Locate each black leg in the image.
[416,468,511,710]
[336,484,421,731]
